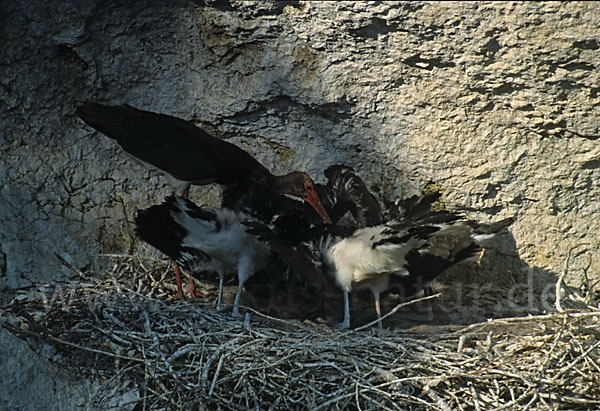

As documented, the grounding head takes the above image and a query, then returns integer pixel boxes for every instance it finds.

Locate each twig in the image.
[581,252,593,304]
[422,384,453,411]
[3,322,145,363]
[209,353,225,396]
[469,382,481,411]
[538,392,600,405]
[354,293,441,331]
[453,310,600,335]
[548,340,600,384]
[54,252,89,279]
[556,243,590,312]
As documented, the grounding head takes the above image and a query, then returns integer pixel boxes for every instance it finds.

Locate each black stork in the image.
[239,164,513,329]
[134,196,271,317]
[321,188,514,329]
[76,103,332,298]
[242,164,385,319]
[233,164,514,329]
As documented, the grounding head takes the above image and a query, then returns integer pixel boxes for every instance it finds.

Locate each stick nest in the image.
[3,256,600,410]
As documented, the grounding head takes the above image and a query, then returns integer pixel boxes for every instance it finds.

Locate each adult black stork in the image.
[76,103,332,298]
[321,190,514,329]
[134,196,270,317]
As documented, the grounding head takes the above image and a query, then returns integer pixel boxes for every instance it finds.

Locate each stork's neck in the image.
[270,171,302,196]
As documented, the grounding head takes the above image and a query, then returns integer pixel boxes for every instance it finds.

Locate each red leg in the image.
[188,275,202,298]
[181,187,202,297]
[175,262,202,298]
[174,262,184,299]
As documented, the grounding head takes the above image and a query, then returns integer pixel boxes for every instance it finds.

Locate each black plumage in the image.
[78,102,332,299]
[315,167,514,329]
[135,196,271,317]
[76,103,332,223]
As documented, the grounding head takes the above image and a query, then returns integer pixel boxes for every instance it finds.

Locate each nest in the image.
[3,255,600,410]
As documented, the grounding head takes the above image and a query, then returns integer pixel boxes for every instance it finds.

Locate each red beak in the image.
[305,190,333,224]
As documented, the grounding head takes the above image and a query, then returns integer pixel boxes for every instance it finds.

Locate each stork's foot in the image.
[231,306,243,319]
[335,320,351,330]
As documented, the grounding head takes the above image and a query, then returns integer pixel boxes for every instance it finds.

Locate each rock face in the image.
[1,1,598,293]
[1,1,599,408]
[0,327,139,410]
[0,328,86,410]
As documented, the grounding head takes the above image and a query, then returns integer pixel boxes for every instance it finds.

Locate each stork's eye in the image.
[304,183,313,192]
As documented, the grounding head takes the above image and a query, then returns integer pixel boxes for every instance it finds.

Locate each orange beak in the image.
[304,190,333,224]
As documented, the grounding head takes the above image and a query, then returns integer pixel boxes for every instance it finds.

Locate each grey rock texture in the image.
[0,328,86,410]
[2,1,599,407]
[1,1,598,293]
[0,326,138,410]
